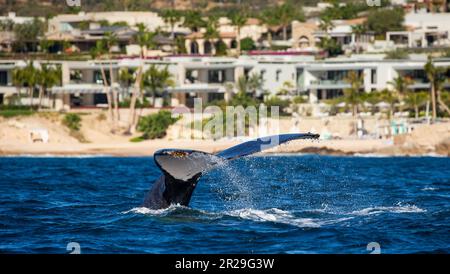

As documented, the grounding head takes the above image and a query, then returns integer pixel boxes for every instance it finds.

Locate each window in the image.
[208,70,225,83]
[260,69,266,80]
[208,93,224,102]
[371,69,377,84]
[93,70,110,85]
[0,71,7,86]
[276,69,281,82]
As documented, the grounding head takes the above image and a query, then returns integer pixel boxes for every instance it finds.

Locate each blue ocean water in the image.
[0,155,449,254]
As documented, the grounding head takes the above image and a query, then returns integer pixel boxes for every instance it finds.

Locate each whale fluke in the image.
[142,133,320,209]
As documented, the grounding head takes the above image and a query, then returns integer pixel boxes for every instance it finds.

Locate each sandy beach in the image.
[1,112,449,157]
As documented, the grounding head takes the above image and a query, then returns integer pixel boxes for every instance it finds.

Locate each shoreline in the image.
[1,138,448,157]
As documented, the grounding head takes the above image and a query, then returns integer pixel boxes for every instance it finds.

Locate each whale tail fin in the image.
[216,133,320,160]
[145,133,320,209]
[154,133,320,180]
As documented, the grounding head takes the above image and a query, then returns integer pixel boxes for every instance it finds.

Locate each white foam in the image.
[350,204,426,216]
[421,187,437,191]
[227,208,321,228]
[123,204,186,216]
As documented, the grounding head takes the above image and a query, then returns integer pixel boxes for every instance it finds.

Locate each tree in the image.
[259,9,278,48]
[181,10,206,33]
[388,76,413,109]
[13,17,45,52]
[36,63,61,110]
[124,23,157,134]
[204,16,220,55]
[230,12,247,55]
[161,9,181,39]
[104,32,120,127]
[0,19,15,31]
[351,24,366,54]
[319,16,335,38]
[142,65,175,107]
[424,56,450,121]
[274,2,305,41]
[240,37,255,51]
[344,71,364,116]
[365,8,405,38]
[404,91,428,119]
[379,89,399,120]
[90,40,114,128]
[247,73,264,98]
[319,37,342,57]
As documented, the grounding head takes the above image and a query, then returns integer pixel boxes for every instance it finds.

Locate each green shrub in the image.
[215,40,228,56]
[292,96,306,104]
[130,136,145,143]
[136,111,179,140]
[62,113,82,131]
[0,105,35,117]
[240,37,256,51]
[264,96,291,116]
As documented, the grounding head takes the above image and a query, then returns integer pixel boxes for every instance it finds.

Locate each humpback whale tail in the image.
[143,133,320,209]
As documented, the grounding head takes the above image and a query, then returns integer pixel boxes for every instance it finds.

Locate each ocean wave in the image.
[226,208,322,228]
[421,187,438,191]
[124,203,426,229]
[123,205,187,216]
[350,204,426,216]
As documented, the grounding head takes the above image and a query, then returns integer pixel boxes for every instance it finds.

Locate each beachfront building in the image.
[0,12,40,52]
[386,12,450,48]
[313,18,375,53]
[0,60,16,105]
[1,54,449,114]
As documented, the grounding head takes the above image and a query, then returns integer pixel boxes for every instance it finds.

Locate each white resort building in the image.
[1,54,449,112]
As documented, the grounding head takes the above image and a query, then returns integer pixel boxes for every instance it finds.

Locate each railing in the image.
[310,80,348,86]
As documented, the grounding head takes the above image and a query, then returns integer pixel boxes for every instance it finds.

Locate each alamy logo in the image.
[66,0,81,7]
[367,242,381,254]
[67,242,81,254]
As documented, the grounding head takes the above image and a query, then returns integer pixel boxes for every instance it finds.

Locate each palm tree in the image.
[203,16,220,55]
[161,9,181,39]
[274,2,305,41]
[388,76,413,111]
[124,24,157,134]
[344,71,364,116]
[404,91,428,119]
[319,16,335,39]
[90,40,114,126]
[389,76,412,99]
[13,62,38,109]
[247,73,264,98]
[351,24,366,54]
[182,10,206,33]
[424,56,450,121]
[104,32,120,126]
[260,9,278,48]
[143,65,175,107]
[12,67,26,106]
[424,56,450,120]
[36,63,61,110]
[379,89,399,120]
[230,12,247,55]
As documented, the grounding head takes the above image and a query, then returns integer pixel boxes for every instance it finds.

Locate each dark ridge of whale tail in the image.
[142,133,320,209]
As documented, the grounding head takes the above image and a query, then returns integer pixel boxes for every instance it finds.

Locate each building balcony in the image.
[308,80,351,90]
